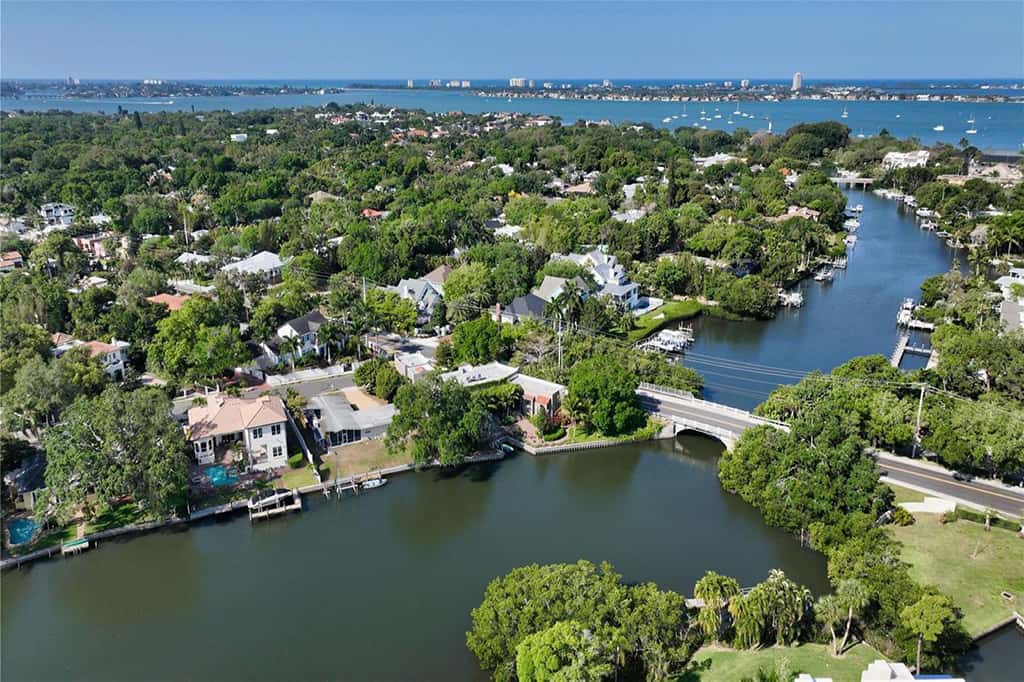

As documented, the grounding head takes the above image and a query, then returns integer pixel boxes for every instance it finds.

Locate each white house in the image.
[693,153,741,169]
[39,202,75,227]
[994,267,1024,299]
[186,394,288,471]
[52,333,130,380]
[305,394,395,447]
[441,361,519,388]
[221,250,286,282]
[229,133,249,143]
[261,310,334,365]
[552,248,640,310]
[394,351,434,382]
[389,278,443,324]
[882,150,930,171]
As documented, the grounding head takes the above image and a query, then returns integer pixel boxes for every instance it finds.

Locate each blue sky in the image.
[3,1,1022,80]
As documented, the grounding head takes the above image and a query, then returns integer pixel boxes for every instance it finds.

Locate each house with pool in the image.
[186,394,289,472]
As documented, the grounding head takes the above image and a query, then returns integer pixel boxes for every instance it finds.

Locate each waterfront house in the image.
[882,150,930,170]
[394,351,435,382]
[220,250,286,283]
[3,453,47,512]
[551,248,640,310]
[261,310,335,366]
[305,394,395,447]
[38,202,75,227]
[186,394,288,471]
[534,275,591,303]
[511,373,566,416]
[768,205,821,223]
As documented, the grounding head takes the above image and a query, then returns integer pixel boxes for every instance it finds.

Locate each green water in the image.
[1,437,829,681]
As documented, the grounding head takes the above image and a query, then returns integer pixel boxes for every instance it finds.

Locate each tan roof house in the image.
[146,293,192,312]
[187,394,289,471]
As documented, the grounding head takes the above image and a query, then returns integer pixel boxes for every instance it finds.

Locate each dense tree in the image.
[386,374,491,465]
[567,356,644,436]
[43,386,188,522]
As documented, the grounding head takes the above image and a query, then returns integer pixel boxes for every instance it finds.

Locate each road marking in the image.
[881,463,1024,505]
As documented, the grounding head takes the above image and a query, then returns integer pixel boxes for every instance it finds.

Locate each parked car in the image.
[952,471,974,482]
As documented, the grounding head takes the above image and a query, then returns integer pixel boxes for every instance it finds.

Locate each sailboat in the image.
[967,113,976,124]
[965,126,978,135]
[932,124,945,132]
[841,106,849,119]
[681,105,688,118]
[733,104,741,115]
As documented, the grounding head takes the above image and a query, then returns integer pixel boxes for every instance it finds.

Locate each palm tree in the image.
[278,335,299,373]
[835,578,870,654]
[815,594,845,656]
[694,571,741,643]
[546,282,585,328]
[317,321,342,365]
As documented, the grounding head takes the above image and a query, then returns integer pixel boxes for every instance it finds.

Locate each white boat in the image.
[916,207,936,218]
[933,124,945,132]
[935,230,952,239]
[843,218,861,230]
[841,107,849,119]
[903,195,917,207]
[856,132,866,139]
[965,127,977,135]
[779,290,804,307]
[727,119,734,124]
[672,115,678,119]
[920,220,937,231]
[713,114,722,119]
[967,114,976,124]
[681,105,688,118]
[662,117,672,123]
[733,106,741,115]
[845,235,858,247]
[814,268,834,282]
[362,478,388,490]
[895,114,902,118]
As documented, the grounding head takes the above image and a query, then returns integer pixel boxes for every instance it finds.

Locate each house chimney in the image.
[494,302,502,324]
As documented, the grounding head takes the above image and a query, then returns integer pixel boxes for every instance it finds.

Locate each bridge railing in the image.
[637,383,789,430]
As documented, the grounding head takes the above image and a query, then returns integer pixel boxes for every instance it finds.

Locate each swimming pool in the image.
[205,465,239,487]
[7,518,38,545]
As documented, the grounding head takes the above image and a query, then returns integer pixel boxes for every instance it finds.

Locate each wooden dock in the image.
[831,176,874,189]
[61,538,90,556]
[249,489,302,522]
[891,333,934,368]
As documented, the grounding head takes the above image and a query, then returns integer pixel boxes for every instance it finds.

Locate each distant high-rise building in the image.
[528,79,535,89]
[602,79,613,88]
[509,77,527,88]
[543,82,554,89]
[428,79,442,87]
[406,79,414,88]
[723,80,733,88]
[740,79,750,88]
[791,72,803,91]
[460,80,471,88]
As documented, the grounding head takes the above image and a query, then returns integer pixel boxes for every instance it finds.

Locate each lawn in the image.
[625,299,703,342]
[84,503,149,534]
[891,516,1024,637]
[684,642,883,682]
[561,417,664,445]
[278,439,414,489]
[886,483,925,504]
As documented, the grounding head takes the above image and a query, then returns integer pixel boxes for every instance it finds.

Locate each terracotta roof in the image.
[51,332,76,346]
[187,394,287,441]
[1,250,23,267]
[146,293,191,311]
[82,339,129,357]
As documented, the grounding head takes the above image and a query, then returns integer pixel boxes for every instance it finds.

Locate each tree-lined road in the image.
[876,457,1024,518]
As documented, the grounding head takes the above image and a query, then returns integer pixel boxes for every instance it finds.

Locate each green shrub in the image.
[892,507,915,526]
[287,453,306,468]
[542,427,566,442]
[953,507,1018,531]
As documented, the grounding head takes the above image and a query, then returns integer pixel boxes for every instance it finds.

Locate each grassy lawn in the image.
[891,516,1024,637]
[562,417,664,445]
[685,642,883,682]
[84,503,149,534]
[322,439,412,476]
[626,300,703,342]
[887,483,925,504]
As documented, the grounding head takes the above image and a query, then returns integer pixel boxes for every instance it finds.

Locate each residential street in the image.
[875,454,1024,518]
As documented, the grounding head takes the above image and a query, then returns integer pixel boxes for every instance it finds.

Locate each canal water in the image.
[1,437,831,681]
[688,188,966,410]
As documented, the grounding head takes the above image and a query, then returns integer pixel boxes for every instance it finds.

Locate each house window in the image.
[270,424,282,436]
[252,427,264,439]
[198,441,209,453]
[272,446,283,459]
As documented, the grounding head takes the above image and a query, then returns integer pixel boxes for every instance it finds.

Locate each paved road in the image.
[878,458,1024,517]
[637,394,765,439]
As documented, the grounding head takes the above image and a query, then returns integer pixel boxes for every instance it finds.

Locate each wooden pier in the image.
[249,489,302,522]
[891,334,934,368]
[60,538,90,556]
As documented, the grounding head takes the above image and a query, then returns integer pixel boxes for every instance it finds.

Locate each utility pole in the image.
[556,320,563,371]
[912,383,925,457]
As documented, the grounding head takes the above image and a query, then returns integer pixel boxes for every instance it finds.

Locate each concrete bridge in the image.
[636,383,789,449]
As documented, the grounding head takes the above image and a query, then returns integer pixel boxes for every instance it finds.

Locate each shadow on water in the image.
[956,625,1024,682]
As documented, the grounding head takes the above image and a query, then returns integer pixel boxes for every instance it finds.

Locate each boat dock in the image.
[890,333,934,368]
[248,489,302,521]
[60,538,90,556]
[637,328,693,354]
